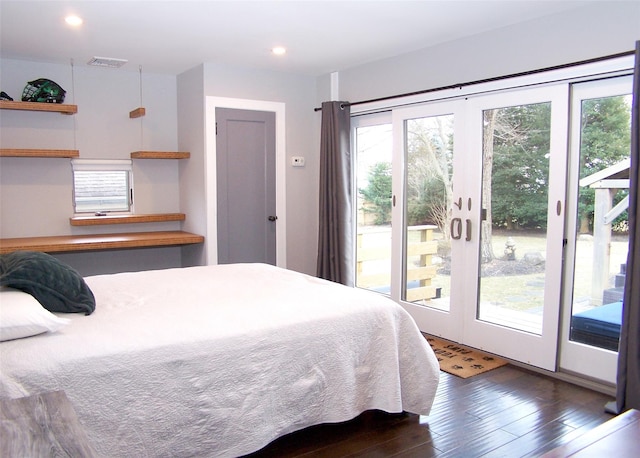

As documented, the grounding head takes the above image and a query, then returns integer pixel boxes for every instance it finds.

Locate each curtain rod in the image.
[313,50,635,112]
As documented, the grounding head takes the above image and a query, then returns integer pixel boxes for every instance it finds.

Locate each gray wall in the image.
[177,63,319,275]
[332,1,639,104]
[0,57,321,276]
[176,64,207,268]
[0,59,183,274]
[2,0,637,277]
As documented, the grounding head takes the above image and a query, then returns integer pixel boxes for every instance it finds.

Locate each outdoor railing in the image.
[356,224,439,302]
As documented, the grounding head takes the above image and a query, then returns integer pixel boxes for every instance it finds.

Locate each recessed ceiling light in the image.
[272,47,286,56]
[65,15,83,27]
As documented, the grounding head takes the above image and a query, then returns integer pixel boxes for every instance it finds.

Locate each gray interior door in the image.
[216,107,277,265]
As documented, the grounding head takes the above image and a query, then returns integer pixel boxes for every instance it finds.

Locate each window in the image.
[71,159,133,214]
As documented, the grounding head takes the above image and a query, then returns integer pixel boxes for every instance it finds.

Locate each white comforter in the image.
[0,263,439,457]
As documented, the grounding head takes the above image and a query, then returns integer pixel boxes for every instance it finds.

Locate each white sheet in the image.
[0,263,439,457]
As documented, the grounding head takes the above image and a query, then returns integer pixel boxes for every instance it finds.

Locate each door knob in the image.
[268,216,278,222]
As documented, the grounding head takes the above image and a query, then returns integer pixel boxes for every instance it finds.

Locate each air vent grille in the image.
[87,57,128,68]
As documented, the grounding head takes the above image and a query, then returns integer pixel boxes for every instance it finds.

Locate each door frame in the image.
[205,97,287,267]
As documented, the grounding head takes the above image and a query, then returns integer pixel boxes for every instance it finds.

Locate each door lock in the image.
[268,216,278,222]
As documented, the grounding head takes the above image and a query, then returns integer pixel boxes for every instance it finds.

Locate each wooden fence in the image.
[356,225,439,302]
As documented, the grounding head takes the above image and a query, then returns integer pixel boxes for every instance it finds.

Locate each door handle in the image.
[268,216,277,222]
[450,218,462,240]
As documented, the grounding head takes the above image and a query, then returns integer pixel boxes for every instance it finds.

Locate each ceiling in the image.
[1,1,597,76]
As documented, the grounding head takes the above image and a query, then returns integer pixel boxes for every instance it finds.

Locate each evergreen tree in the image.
[491,102,551,231]
[359,162,392,225]
[577,96,631,232]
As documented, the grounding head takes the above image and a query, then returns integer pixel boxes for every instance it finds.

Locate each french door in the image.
[390,100,467,341]
[559,75,632,384]
[354,64,632,378]
[356,85,569,370]
[459,86,569,370]
[395,86,568,370]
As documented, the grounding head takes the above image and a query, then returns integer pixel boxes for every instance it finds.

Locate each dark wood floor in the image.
[244,365,615,457]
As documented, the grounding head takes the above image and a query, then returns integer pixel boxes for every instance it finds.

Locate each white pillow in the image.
[0,287,70,341]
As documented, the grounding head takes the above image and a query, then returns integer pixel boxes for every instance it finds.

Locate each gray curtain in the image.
[317,101,354,286]
[614,40,640,413]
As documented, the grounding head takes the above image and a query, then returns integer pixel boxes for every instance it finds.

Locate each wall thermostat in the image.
[291,156,306,167]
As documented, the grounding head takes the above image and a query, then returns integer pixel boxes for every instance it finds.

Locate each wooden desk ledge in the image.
[0,231,204,254]
[70,213,186,226]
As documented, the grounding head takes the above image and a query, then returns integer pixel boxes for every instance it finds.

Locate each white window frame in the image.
[71,159,134,215]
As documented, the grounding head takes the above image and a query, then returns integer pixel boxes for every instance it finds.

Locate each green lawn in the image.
[429,231,628,312]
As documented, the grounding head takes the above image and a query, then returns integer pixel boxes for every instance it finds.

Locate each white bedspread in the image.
[0,263,439,457]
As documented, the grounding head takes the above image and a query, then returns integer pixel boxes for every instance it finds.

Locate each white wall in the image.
[0,59,184,274]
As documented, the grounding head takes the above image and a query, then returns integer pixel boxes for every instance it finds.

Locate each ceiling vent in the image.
[87,56,128,68]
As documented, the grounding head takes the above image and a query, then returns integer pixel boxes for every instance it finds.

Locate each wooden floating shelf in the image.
[0,231,204,254]
[129,107,146,118]
[131,151,190,159]
[0,100,77,114]
[0,148,79,158]
[70,213,186,226]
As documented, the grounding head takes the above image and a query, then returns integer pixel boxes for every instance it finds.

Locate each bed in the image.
[0,257,440,457]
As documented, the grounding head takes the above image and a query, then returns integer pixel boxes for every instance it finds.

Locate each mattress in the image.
[0,263,440,457]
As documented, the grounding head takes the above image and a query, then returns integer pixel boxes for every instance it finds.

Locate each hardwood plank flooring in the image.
[243,365,615,457]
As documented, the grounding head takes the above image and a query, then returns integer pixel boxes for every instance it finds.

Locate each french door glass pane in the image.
[569,94,631,351]
[477,102,552,334]
[355,123,393,294]
[403,114,454,311]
